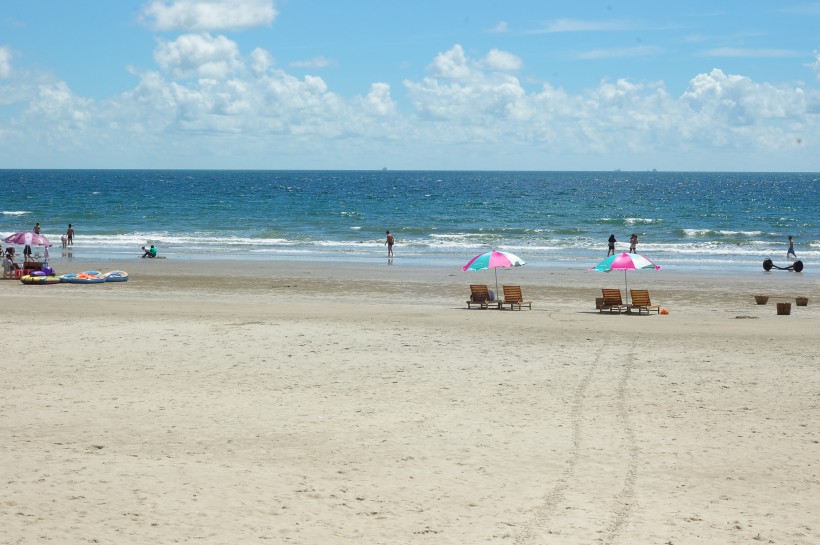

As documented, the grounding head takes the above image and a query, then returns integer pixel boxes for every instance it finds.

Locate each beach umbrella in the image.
[589,252,660,303]
[462,250,526,299]
[4,231,52,260]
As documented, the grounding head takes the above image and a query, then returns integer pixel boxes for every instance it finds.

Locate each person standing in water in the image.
[787,235,796,260]
[607,234,617,256]
[66,224,74,246]
[385,231,395,258]
[629,233,638,253]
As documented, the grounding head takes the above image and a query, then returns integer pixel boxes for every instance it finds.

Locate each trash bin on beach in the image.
[796,297,809,306]
[776,302,791,315]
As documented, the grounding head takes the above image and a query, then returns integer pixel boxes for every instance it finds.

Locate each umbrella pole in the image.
[494,268,499,302]
[624,270,629,304]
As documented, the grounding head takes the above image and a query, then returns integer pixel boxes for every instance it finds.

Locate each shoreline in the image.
[27,246,819,277]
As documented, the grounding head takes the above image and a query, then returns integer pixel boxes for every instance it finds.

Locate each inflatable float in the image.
[60,272,106,284]
[20,274,61,285]
[103,270,129,282]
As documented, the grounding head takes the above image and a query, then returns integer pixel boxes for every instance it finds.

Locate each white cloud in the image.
[154,33,242,79]
[484,49,522,71]
[489,21,508,34]
[682,68,808,125]
[702,48,802,58]
[429,44,473,80]
[812,50,820,80]
[0,46,12,78]
[289,57,335,70]
[250,47,273,76]
[1,42,818,170]
[533,18,634,33]
[575,45,663,60]
[141,0,277,31]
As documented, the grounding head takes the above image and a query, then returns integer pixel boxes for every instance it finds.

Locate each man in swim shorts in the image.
[385,231,395,258]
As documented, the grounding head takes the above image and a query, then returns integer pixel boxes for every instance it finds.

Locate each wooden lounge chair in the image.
[600,288,625,313]
[502,285,532,310]
[467,284,497,309]
[628,289,660,315]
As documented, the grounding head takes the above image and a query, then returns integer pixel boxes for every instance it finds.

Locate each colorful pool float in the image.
[60,272,106,284]
[103,270,129,282]
[20,275,61,285]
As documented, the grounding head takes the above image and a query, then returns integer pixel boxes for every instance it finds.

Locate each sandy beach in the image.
[1,259,818,544]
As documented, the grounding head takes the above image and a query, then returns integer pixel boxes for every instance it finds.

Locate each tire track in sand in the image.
[515,341,640,545]
[514,351,601,544]
[602,342,639,545]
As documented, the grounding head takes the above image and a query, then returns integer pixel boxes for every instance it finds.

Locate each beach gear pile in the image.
[20,270,129,285]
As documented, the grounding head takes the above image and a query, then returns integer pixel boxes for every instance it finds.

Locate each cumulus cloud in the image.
[154,33,242,79]
[682,68,807,125]
[809,50,820,80]
[429,44,473,80]
[142,0,276,31]
[0,46,12,78]
[407,46,527,122]
[483,49,522,71]
[249,47,273,76]
[1,41,818,170]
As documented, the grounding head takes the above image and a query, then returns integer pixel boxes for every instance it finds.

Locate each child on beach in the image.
[787,236,796,260]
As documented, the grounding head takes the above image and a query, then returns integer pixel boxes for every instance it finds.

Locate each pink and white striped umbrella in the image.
[4,231,52,247]
[462,250,526,298]
[4,231,52,261]
[589,252,660,302]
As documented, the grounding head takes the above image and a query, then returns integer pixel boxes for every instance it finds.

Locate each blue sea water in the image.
[1,169,818,272]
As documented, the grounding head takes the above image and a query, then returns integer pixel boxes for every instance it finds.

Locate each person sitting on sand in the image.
[141,245,157,258]
[3,250,20,275]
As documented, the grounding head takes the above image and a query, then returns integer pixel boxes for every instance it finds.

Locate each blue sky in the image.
[1,0,819,171]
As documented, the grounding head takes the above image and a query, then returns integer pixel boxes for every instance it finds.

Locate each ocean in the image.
[1,169,818,272]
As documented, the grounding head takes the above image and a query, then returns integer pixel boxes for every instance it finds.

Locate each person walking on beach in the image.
[385,231,395,258]
[607,234,617,256]
[629,234,638,253]
[66,224,74,246]
[787,235,796,260]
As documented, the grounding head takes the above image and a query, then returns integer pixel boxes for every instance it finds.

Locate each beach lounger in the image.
[628,289,660,315]
[600,288,625,313]
[502,285,532,310]
[467,284,497,309]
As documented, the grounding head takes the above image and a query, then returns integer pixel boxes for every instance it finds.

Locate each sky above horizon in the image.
[1,1,819,171]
